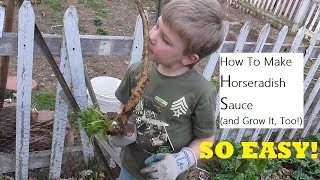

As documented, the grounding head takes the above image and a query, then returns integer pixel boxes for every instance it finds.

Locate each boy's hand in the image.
[108,126,136,147]
[140,147,196,180]
[108,115,137,147]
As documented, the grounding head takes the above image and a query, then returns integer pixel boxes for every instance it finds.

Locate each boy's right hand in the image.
[108,115,137,147]
[108,126,137,147]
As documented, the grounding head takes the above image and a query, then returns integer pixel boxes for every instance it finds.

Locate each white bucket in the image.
[88,76,122,113]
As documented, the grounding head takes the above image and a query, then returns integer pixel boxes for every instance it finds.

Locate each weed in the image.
[4,90,15,99]
[32,92,56,111]
[93,18,103,26]
[96,28,109,35]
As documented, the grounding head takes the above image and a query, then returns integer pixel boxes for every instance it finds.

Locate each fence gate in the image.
[11,2,94,179]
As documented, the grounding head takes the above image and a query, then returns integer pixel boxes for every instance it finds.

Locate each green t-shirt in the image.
[115,62,216,180]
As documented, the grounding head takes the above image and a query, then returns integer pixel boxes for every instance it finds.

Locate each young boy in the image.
[111,0,224,179]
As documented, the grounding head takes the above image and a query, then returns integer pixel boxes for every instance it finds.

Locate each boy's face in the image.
[149,17,187,67]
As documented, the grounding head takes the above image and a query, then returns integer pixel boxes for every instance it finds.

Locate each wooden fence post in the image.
[15,2,34,179]
[0,0,15,109]
[63,6,94,162]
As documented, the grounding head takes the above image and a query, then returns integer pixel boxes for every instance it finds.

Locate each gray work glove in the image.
[140,147,197,180]
[108,115,137,147]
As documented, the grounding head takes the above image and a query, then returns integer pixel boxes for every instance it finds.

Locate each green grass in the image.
[43,0,64,12]
[79,0,109,17]
[32,92,56,111]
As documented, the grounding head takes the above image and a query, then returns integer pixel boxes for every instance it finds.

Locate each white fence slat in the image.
[264,26,288,142]
[260,0,267,9]
[234,22,251,52]
[49,35,72,178]
[304,77,320,114]
[289,27,306,52]
[302,99,320,137]
[309,5,320,31]
[264,120,278,141]
[250,24,270,141]
[263,129,275,142]
[304,55,320,92]
[265,0,273,11]
[251,128,264,141]
[219,124,230,141]
[273,0,282,15]
[254,23,270,52]
[283,0,294,17]
[256,0,262,8]
[278,0,287,17]
[64,6,94,162]
[235,129,246,142]
[288,0,300,20]
[214,90,220,125]
[311,102,320,135]
[290,77,320,139]
[312,123,320,136]
[304,29,320,66]
[275,129,287,143]
[15,2,35,180]
[203,23,229,80]
[304,3,317,27]
[274,27,305,143]
[270,0,278,12]
[220,22,251,142]
[129,14,144,66]
[315,20,320,31]
[272,26,288,52]
[0,7,4,38]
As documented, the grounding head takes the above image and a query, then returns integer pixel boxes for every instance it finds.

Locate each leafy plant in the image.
[210,142,280,180]
[280,144,320,180]
[79,106,116,141]
[96,28,109,35]
[93,19,103,26]
[202,135,320,180]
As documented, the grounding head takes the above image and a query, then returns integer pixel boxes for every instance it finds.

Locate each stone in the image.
[6,76,37,91]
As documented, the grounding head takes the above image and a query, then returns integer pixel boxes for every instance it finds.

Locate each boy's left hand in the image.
[140,147,196,180]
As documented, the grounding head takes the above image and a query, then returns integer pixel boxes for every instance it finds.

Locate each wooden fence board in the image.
[63,6,94,162]
[15,2,35,179]
[49,35,72,178]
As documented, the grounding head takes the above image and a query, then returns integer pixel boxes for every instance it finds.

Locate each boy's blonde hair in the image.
[162,0,224,60]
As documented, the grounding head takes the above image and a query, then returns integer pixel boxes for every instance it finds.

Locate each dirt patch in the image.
[1,0,291,93]
[2,0,158,93]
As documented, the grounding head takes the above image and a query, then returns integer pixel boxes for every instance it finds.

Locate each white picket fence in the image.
[0,1,319,179]
[227,0,301,21]
[303,0,320,38]
[227,0,320,38]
